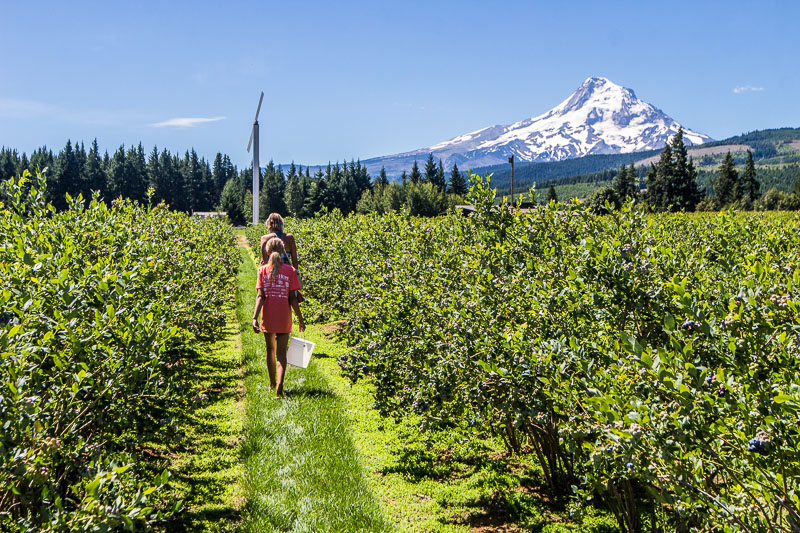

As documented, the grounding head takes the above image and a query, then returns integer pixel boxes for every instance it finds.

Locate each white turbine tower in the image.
[247,91,264,225]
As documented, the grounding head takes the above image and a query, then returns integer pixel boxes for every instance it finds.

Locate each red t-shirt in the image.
[256,263,300,333]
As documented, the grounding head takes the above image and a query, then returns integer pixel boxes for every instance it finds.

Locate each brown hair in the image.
[264,237,286,279]
[267,213,284,233]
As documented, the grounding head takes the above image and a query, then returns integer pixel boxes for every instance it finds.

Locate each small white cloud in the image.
[733,86,765,94]
[150,116,226,128]
[0,97,56,119]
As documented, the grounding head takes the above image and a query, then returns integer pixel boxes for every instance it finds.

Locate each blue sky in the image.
[1,1,797,169]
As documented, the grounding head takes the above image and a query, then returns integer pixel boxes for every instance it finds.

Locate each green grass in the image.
[303,325,618,533]
[159,304,244,532]
[236,247,393,533]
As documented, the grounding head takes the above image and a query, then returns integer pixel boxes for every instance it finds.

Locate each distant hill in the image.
[469,150,660,192]
[487,127,800,200]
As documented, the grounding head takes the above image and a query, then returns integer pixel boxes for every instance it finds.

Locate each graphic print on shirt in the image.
[261,272,290,299]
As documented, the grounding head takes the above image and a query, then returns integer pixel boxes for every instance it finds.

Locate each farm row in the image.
[251,175,800,532]
[1,173,238,531]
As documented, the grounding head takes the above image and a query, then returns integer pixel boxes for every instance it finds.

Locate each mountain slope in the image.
[363,76,711,176]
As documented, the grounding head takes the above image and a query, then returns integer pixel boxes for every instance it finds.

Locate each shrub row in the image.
[264,176,800,532]
[1,173,238,531]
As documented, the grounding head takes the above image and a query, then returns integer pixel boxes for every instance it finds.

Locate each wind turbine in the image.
[247,91,264,225]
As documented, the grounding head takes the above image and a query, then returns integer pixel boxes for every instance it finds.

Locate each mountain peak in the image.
[582,75,613,86]
[361,76,711,176]
[556,76,638,115]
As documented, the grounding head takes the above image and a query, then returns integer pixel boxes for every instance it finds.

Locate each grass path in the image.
[235,246,394,532]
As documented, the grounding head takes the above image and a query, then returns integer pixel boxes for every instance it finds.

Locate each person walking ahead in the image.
[260,213,298,270]
[252,237,305,398]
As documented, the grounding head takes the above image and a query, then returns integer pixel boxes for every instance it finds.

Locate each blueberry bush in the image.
[256,174,800,532]
[0,172,238,531]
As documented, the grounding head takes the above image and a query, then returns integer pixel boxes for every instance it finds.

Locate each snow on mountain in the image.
[363,77,712,176]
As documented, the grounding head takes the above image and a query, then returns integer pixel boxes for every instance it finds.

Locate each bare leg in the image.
[264,332,277,389]
[275,333,290,398]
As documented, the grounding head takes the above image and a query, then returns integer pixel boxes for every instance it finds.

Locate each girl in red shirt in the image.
[252,237,305,398]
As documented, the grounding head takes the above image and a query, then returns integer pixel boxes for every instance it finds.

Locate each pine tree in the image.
[18,153,29,178]
[741,150,760,202]
[376,166,389,187]
[424,153,436,184]
[182,149,203,211]
[409,160,421,184]
[298,167,311,217]
[713,152,741,209]
[547,185,558,203]
[342,161,360,214]
[212,153,226,199]
[198,157,214,210]
[0,148,20,180]
[670,129,703,211]
[84,139,106,198]
[262,162,286,217]
[122,143,147,204]
[107,145,127,200]
[613,164,638,201]
[29,147,54,180]
[219,177,246,225]
[306,168,327,215]
[146,146,161,202]
[354,159,371,193]
[284,167,305,217]
[75,142,87,199]
[449,162,467,196]
[51,140,80,208]
[645,129,703,212]
[431,158,446,192]
[155,149,179,209]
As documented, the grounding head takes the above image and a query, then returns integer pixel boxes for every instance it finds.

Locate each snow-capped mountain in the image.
[363,77,712,176]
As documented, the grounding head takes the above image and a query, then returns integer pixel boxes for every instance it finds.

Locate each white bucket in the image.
[287,337,315,368]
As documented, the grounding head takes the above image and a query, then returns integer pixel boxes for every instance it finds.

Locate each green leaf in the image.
[773,394,792,404]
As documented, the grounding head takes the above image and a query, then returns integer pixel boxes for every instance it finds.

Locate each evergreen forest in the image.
[3,126,800,224]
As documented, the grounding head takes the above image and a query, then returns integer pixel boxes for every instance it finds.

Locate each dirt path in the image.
[236,234,249,248]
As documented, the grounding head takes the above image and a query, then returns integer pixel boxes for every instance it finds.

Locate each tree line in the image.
[0,140,235,213]
[584,128,800,212]
[8,133,793,220]
[0,141,471,223]
[219,152,469,223]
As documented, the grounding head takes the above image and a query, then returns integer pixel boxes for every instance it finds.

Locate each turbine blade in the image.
[254,91,264,122]
[247,127,254,153]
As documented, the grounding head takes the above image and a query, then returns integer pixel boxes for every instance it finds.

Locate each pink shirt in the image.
[256,263,300,333]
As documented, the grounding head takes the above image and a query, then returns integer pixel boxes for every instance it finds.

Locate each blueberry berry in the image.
[681,320,699,332]
[747,431,770,456]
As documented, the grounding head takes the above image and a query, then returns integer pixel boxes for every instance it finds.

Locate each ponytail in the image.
[267,251,282,280]
[263,237,286,279]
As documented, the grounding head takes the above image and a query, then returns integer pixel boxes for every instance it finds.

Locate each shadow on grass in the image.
[382,441,506,482]
[157,321,243,533]
[311,351,332,359]
[382,439,577,532]
[165,504,241,533]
